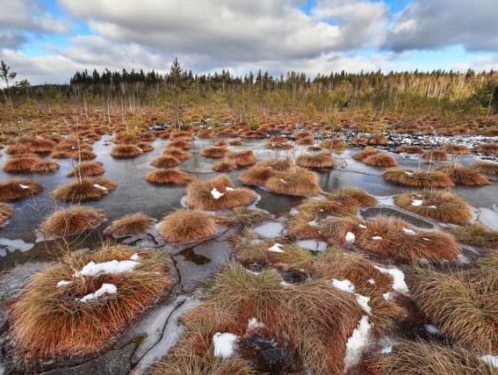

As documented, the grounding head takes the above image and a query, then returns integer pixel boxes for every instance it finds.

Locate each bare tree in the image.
[1,60,17,110]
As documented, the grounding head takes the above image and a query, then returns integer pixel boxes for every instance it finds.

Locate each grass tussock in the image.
[353,146,377,161]
[441,143,471,155]
[186,174,258,210]
[169,130,193,141]
[2,154,40,173]
[451,223,498,248]
[225,150,258,167]
[0,178,43,202]
[30,159,60,173]
[157,208,217,243]
[367,134,387,145]
[472,160,498,176]
[437,163,491,186]
[475,142,498,155]
[265,140,294,150]
[216,207,271,231]
[168,140,191,150]
[295,152,335,169]
[71,149,97,161]
[321,216,363,246]
[52,177,117,202]
[200,145,229,158]
[39,206,106,237]
[5,144,30,155]
[393,190,472,224]
[110,144,143,158]
[395,145,424,154]
[49,150,72,159]
[422,149,449,162]
[265,166,322,196]
[150,155,182,168]
[10,244,174,360]
[377,340,497,375]
[0,202,14,225]
[212,159,238,172]
[67,161,105,177]
[355,215,460,263]
[136,142,154,152]
[286,212,323,239]
[321,139,348,150]
[161,147,192,160]
[25,137,56,154]
[228,139,243,146]
[362,153,397,167]
[145,168,191,185]
[105,212,154,236]
[383,168,455,188]
[408,267,498,352]
[238,158,294,187]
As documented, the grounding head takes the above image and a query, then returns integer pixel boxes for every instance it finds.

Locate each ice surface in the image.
[253,221,285,238]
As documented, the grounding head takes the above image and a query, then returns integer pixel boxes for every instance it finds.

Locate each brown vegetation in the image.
[145,169,191,185]
[363,153,397,167]
[352,146,377,161]
[0,203,14,226]
[110,144,143,158]
[67,161,105,177]
[157,208,217,243]
[150,155,182,168]
[383,168,455,188]
[53,177,117,202]
[200,145,229,158]
[295,152,335,169]
[105,212,154,236]
[437,163,491,186]
[0,178,43,202]
[39,206,106,237]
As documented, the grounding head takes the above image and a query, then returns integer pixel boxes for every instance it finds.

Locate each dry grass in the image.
[240,130,267,139]
[105,212,154,236]
[228,139,243,146]
[145,168,191,185]
[5,144,30,155]
[113,132,140,144]
[0,202,14,226]
[10,244,174,360]
[30,159,60,173]
[367,134,387,145]
[265,140,294,150]
[225,150,257,167]
[352,146,377,161]
[168,140,191,150]
[321,216,363,246]
[475,142,498,155]
[169,130,193,141]
[377,340,497,375]
[71,149,97,161]
[296,136,314,145]
[49,150,72,159]
[393,190,472,224]
[238,158,293,187]
[265,166,322,196]
[185,174,258,210]
[25,137,56,154]
[150,155,182,168]
[137,142,154,152]
[441,143,471,155]
[212,159,238,172]
[363,153,397,167]
[157,208,217,243]
[0,178,43,202]
[200,145,229,158]
[395,145,424,154]
[437,163,491,186]
[217,207,271,231]
[355,215,460,263]
[67,161,105,177]
[2,154,40,173]
[472,160,498,176]
[383,168,455,188]
[39,206,106,237]
[110,144,143,158]
[295,152,335,169]
[408,267,498,352]
[422,149,449,162]
[321,139,348,150]
[53,177,117,202]
[161,147,192,160]
[451,223,498,248]
[286,212,323,239]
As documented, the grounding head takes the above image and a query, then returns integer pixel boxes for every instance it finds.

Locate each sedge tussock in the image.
[53,177,117,202]
[352,146,377,161]
[157,208,217,243]
[136,141,154,152]
[437,163,491,186]
[225,150,257,167]
[167,140,191,150]
[441,143,471,155]
[110,144,143,158]
[2,154,40,173]
[71,149,97,161]
[105,212,154,236]
[395,145,424,154]
[145,168,191,185]
[212,159,238,172]
[362,153,397,167]
[472,160,498,176]
[67,161,105,177]
[0,178,43,202]
[39,205,106,237]
[383,168,455,188]
[452,223,498,248]
[295,152,335,169]
[30,159,60,173]
[265,166,321,196]
[150,155,182,168]
[422,149,449,162]
[200,146,229,158]
[0,202,14,225]
[475,142,498,155]
[161,147,192,160]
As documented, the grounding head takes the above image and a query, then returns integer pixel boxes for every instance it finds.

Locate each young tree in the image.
[1,60,17,109]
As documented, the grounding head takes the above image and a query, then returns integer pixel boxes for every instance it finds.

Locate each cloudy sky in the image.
[1,0,498,85]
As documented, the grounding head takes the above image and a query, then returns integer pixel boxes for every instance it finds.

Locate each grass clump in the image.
[451,223,498,248]
[39,206,106,237]
[150,155,182,168]
[352,146,377,161]
[105,212,154,236]
[52,177,117,202]
[383,168,455,188]
[295,152,335,169]
[0,202,14,226]
[393,190,472,224]
[225,150,257,167]
[441,143,471,155]
[145,168,191,185]
[157,208,217,243]
[437,163,491,186]
[2,154,40,173]
[30,160,60,173]
[212,159,238,172]
[200,145,229,158]
[362,152,397,167]
[395,145,424,154]
[161,147,192,160]
[265,166,321,196]
[0,178,43,202]
[67,161,105,177]
[472,160,498,176]
[10,244,174,360]
[110,144,143,158]
[422,149,448,162]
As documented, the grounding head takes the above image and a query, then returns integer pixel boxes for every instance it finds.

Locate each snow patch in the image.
[481,355,498,368]
[375,266,409,295]
[344,315,373,371]
[19,184,30,189]
[74,259,138,277]
[210,188,224,200]
[345,232,356,243]
[371,236,383,240]
[213,332,238,359]
[402,227,416,235]
[424,324,440,335]
[94,183,108,191]
[332,278,355,293]
[268,243,285,253]
[248,318,265,331]
[355,294,372,314]
[253,221,285,238]
[56,280,72,288]
[411,199,423,206]
[79,283,117,303]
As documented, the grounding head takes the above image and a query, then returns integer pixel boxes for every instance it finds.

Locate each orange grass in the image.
[441,143,471,155]
[39,206,106,237]
[0,178,43,202]
[145,168,191,185]
[105,212,154,236]
[265,166,321,196]
[212,159,237,172]
[475,142,498,154]
[150,155,182,168]
[0,202,14,226]
[167,140,191,150]
[67,161,105,177]
[136,142,154,152]
[30,159,60,173]
[422,149,448,162]
[295,152,335,169]
[437,163,491,186]
[353,146,377,161]
[110,144,143,158]
[71,149,97,161]
[161,147,192,160]
[10,245,174,360]
[200,145,229,158]
[472,160,498,176]
[52,177,117,202]
[157,208,217,243]
[225,150,257,167]
[395,145,424,154]
[383,168,455,188]
[2,154,40,173]
[363,153,397,167]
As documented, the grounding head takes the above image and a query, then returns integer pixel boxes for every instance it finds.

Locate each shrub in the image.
[393,190,472,224]
[157,208,217,243]
[145,169,191,185]
[110,144,143,158]
[383,168,454,188]
[0,178,43,202]
[362,153,397,167]
[105,212,154,236]
[39,206,106,237]
[295,152,335,169]
[53,177,117,202]
[67,161,105,177]
[437,163,491,186]
[10,245,174,359]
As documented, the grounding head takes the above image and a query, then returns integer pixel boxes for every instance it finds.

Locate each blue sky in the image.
[1,0,497,85]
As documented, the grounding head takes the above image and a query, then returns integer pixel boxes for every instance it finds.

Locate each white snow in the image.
[268,243,285,253]
[402,228,416,235]
[368,278,375,285]
[355,294,372,314]
[94,183,108,191]
[212,332,238,359]
[79,283,117,303]
[481,355,498,368]
[383,292,395,301]
[332,278,355,293]
[19,184,30,189]
[375,266,409,295]
[478,208,498,231]
[225,187,234,192]
[130,253,140,261]
[73,259,138,277]
[422,237,431,241]
[308,220,320,227]
[344,315,373,371]
[0,238,34,254]
[210,188,224,199]
[372,236,383,240]
[247,318,265,331]
[411,199,423,206]
[279,179,288,183]
[379,336,397,354]
[56,280,72,288]
[345,232,356,243]
[359,224,367,229]
[424,324,440,335]
[404,171,414,176]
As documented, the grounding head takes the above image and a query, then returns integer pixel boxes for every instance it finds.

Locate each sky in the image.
[1,0,498,86]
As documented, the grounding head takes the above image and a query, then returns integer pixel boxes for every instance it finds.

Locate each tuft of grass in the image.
[71,149,97,161]
[0,202,14,226]
[110,144,143,158]
[25,137,56,154]
[475,142,498,155]
[161,147,192,160]
[39,205,106,237]
[437,163,491,186]
[168,140,192,150]
[383,168,455,188]
[225,150,257,167]
[239,166,273,186]
[150,155,182,168]
[295,152,335,169]
[200,145,229,158]
[30,159,60,173]
[321,216,363,246]
[367,134,387,145]
[49,150,72,159]
[377,340,497,375]
[355,215,460,263]
[441,143,471,155]
[362,153,397,167]
[5,144,31,155]
[286,212,323,239]
[393,190,472,224]
[52,177,117,202]
[408,267,498,352]
[0,178,43,202]
[265,140,294,150]
[145,168,191,185]
[67,161,105,177]
[169,130,193,141]
[451,223,498,248]
[105,212,154,236]
[2,154,40,173]
[265,166,322,196]
[157,208,217,243]
[217,207,271,231]
[353,146,377,161]
[136,141,154,152]
[422,149,449,162]
[212,159,238,172]
[186,174,258,210]
[472,160,498,176]
[10,244,174,360]
[395,145,424,154]
[228,139,243,146]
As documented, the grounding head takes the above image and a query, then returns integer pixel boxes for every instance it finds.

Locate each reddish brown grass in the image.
[150,155,182,168]
[53,177,117,202]
[265,166,322,196]
[0,202,14,226]
[105,212,154,236]
[39,206,106,237]
[0,178,43,202]
[110,144,143,158]
[437,163,491,186]
[145,169,191,185]
[161,147,192,160]
[167,140,191,150]
[2,154,40,173]
[200,146,229,158]
[363,153,397,167]
[395,145,424,154]
[296,152,335,169]
[422,149,448,162]
[67,161,105,177]
[383,168,455,188]
[353,146,377,161]
[157,208,217,243]
[30,160,60,173]
[225,150,257,167]
[472,160,498,176]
